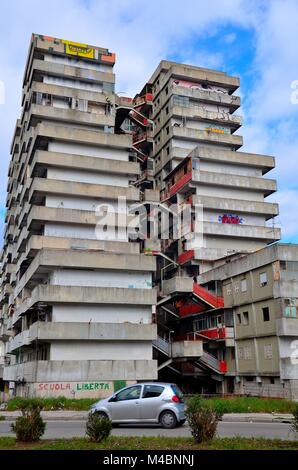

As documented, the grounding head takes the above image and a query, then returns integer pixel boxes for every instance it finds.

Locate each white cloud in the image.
[0,0,297,243]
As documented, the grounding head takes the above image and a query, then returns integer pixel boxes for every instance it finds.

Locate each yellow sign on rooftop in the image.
[62,39,95,59]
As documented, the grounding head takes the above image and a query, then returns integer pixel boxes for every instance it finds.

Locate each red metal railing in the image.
[178,249,194,265]
[169,172,192,197]
[193,283,224,308]
[179,303,206,317]
[134,93,153,106]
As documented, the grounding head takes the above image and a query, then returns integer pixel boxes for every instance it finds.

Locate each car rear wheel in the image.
[159,410,177,429]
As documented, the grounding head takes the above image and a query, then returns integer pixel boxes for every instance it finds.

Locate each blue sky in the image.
[0,0,298,243]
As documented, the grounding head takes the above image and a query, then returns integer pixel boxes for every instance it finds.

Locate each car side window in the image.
[142,385,164,399]
[116,385,142,401]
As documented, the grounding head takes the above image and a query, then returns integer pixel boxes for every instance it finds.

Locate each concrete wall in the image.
[49,268,152,289]
[49,141,128,161]
[50,341,152,361]
[52,304,152,324]
[47,167,128,186]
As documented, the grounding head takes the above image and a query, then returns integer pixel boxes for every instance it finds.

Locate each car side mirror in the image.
[109,395,117,402]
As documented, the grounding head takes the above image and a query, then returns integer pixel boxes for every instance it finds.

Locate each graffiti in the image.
[38,383,71,391]
[218,214,244,224]
[76,382,110,391]
[35,381,113,398]
[204,125,229,134]
[172,79,228,94]
[62,40,95,59]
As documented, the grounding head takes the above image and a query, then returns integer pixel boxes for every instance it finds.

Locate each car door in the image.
[107,385,142,422]
[139,384,165,421]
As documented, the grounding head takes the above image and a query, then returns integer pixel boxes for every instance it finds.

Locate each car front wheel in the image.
[159,410,178,429]
[94,411,109,420]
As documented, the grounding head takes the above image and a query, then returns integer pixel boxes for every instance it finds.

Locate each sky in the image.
[0,0,298,242]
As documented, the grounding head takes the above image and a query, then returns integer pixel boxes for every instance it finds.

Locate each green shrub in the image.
[186,396,222,443]
[86,412,112,443]
[11,402,46,442]
[0,416,5,421]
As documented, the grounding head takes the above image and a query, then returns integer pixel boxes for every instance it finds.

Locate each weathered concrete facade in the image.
[143,61,281,393]
[0,34,157,398]
[199,244,298,400]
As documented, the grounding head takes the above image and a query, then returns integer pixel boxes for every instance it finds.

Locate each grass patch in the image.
[0,416,5,421]
[4,395,296,414]
[5,396,96,411]
[0,436,297,450]
[204,397,296,414]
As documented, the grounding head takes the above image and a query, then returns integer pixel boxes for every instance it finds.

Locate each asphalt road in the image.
[0,420,296,440]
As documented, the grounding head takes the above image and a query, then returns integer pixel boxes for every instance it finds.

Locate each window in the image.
[166,146,170,155]
[166,126,169,135]
[242,311,249,325]
[166,106,169,115]
[165,86,168,95]
[241,278,247,292]
[226,284,232,296]
[245,376,254,382]
[236,313,241,325]
[115,385,141,401]
[244,345,252,360]
[264,343,273,359]
[262,307,270,322]
[142,385,164,399]
[270,377,275,385]
[260,272,268,287]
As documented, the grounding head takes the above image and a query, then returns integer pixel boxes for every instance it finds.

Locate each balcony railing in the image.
[153,336,171,355]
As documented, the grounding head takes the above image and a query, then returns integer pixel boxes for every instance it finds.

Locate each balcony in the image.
[200,221,281,242]
[7,322,157,352]
[276,317,298,336]
[13,284,157,322]
[28,177,140,204]
[171,126,243,149]
[168,84,241,112]
[153,335,203,359]
[15,249,156,297]
[29,104,114,129]
[171,105,242,130]
[3,359,157,383]
[27,59,115,87]
[30,150,140,178]
[192,170,277,196]
[193,195,279,219]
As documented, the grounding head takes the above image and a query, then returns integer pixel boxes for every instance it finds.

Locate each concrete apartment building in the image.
[198,244,298,400]
[142,61,281,394]
[1,35,296,400]
[0,34,157,399]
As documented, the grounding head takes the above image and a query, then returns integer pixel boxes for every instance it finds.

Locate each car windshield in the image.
[171,384,184,402]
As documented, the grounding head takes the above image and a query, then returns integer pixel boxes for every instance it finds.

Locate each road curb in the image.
[1,413,294,424]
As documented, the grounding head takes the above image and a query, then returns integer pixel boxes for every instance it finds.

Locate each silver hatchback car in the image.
[90,382,186,428]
